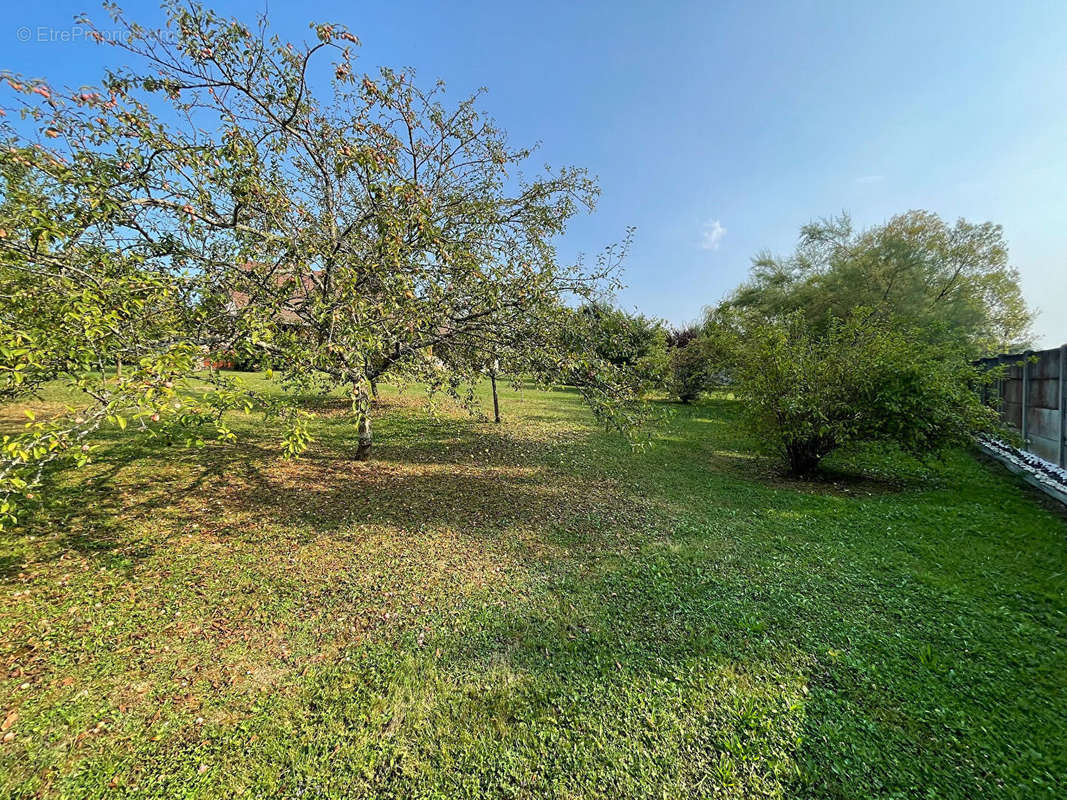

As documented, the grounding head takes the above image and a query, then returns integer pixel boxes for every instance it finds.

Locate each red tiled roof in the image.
[228,269,319,325]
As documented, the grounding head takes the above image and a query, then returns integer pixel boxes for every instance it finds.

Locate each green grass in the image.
[0,376,1064,798]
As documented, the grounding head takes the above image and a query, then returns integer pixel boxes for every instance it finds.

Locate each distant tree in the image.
[664,322,718,403]
[724,211,1034,356]
[0,1,645,526]
[572,304,669,391]
[668,337,719,403]
[666,323,702,350]
[713,309,1002,475]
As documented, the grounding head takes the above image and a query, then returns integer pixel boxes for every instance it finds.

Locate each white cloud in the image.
[701,219,726,250]
[855,174,884,184]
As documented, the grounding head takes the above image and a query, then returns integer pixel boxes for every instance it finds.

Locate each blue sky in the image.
[6,0,1066,346]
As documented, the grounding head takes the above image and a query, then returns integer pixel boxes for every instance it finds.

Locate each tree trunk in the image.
[353,384,373,460]
[785,440,822,476]
[370,379,379,399]
[490,360,501,423]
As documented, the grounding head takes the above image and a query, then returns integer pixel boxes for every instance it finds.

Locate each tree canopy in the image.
[569,303,668,388]
[723,211,1033,357]
[0,1,644,526]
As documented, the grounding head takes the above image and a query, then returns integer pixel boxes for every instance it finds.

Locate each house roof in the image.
[227,269,318,326]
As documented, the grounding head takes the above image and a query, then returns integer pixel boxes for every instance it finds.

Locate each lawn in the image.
[0,377,1064,798]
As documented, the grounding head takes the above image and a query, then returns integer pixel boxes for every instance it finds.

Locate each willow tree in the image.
[725,211,1034,356]
[0,1,641,526]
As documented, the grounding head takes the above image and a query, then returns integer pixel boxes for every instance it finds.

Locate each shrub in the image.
[722,311,1001,475]
[669,338,718,403]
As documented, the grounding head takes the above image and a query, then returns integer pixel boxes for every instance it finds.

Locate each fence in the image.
[977,344,1067,467]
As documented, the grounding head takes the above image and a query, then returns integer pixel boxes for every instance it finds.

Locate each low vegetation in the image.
[1,377,1063,798]
[716,311,1002,475]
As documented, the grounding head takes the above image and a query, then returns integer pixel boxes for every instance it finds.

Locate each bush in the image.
[669,338,718,403]
[566,304,669,391]
[722,311,1001,475]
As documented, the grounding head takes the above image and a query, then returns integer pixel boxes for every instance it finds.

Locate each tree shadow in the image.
[2,389,953,590]
[349,504,1064,797]
[2,401,636,582]
[659,397,944,497]
[0,553,23,581]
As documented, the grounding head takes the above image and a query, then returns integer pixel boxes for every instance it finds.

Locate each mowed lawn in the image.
[0,377,1064,799]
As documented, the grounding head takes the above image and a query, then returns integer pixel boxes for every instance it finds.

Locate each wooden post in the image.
[490,359,501,424]
[1059,344,1066,467]
[1021,352,1031,446]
